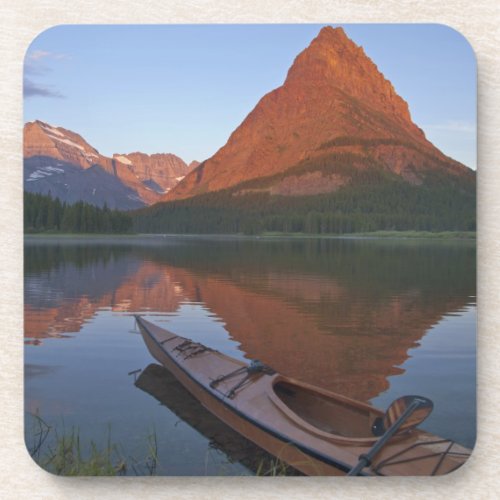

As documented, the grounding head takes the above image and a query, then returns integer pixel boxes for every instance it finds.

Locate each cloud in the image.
[425,121,476,134]
[25,50,70,74]
[24,78,65,99]
[27,50,52,61]
[24,50,69,99]
[26,50,70,62]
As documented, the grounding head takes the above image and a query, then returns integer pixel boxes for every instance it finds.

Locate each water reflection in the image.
[135,363,301,475]
[25,237,475,405]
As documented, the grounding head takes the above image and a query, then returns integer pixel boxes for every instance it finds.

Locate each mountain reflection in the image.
[24,237,475,401]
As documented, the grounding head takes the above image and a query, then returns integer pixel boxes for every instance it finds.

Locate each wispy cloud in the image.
[24,49,69,99]
[27,50,52,61]
[26,50,70,62]
[425,121,476,134]
[24,78,65,99]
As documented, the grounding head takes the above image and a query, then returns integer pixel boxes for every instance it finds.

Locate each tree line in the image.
[132,173,476,235]
[24,191,133,234]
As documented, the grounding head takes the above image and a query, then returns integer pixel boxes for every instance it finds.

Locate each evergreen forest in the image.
[24,192,133,234]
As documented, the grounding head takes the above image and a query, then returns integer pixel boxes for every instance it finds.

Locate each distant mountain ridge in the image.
[112,152,196,195]
[166,26,474,201]
[24,120,196,210]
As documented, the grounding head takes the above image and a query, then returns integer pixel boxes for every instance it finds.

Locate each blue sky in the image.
[24,24,477,169]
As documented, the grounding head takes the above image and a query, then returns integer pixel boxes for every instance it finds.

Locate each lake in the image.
[24,235,476,475]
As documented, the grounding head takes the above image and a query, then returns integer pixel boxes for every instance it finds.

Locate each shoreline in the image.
[24,230,476,241]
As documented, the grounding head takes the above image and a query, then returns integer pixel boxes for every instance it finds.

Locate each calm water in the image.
[24,235,476,475]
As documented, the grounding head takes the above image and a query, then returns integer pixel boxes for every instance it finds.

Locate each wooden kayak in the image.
[135,363,302,475]
[135,315,471,476]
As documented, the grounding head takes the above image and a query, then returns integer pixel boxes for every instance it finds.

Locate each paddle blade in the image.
[372,395,433,436]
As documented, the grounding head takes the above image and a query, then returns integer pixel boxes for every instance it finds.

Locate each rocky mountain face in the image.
[112,152,195,194]
[167,26,474,201]
[24,121,195,210]
[24,121,103,169]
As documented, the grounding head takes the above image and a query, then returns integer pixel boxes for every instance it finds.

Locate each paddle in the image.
[347,395,433,476]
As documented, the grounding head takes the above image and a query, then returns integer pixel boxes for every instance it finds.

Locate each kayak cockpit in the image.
[269,377,385,445]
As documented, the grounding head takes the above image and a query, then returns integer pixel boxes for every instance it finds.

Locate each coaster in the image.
[24,24,476,476]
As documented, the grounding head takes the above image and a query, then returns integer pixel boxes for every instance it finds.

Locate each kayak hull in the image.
[136,316,470,476]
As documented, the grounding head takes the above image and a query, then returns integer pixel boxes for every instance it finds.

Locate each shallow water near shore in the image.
[24,235,476,475]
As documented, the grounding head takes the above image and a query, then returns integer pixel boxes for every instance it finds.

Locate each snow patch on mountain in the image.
[40,123,65,138]
[115,155,133,166]
[26,166,65,182]
[49,134,86,152]
[127,194,142,202]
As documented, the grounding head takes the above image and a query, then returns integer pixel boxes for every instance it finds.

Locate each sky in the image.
[24,24,477,169]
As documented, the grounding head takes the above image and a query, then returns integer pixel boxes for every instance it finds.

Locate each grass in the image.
[26,413,158,476]
[26,413,298,476]
[255,457,298,476]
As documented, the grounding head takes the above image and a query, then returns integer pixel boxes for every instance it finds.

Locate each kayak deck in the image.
[135,315,471,476]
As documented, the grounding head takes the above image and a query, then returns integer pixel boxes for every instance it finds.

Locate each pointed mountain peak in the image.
[284,26,411,123]
[287,26,362,72]
[313,25,351,45]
